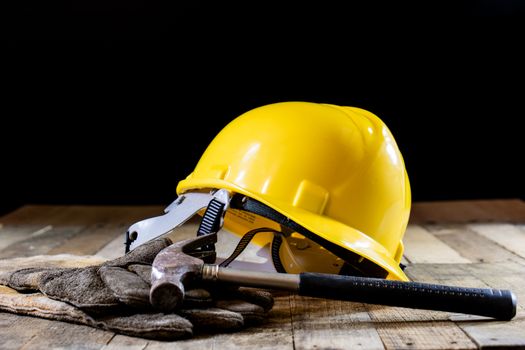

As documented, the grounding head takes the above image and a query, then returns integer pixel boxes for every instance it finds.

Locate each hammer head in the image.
[150,233,217,312]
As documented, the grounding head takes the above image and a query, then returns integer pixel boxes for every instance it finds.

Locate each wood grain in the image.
[21,320,114,350]
[0,313,52,350]
[289,295,384,350]
[406,262,525,349]
[1,200,524,350]
[48,206,162,256]
[0,206,121,258]
[0,206,67,251]
[410,199,525,224]
[403,225,471,264]
[367,263,477,350]
[373,320,476,350]
[100,334,148,350]
[459,262,525,348]
[468,223,525,259]
[426,224,525,264]
[0,205,65,226]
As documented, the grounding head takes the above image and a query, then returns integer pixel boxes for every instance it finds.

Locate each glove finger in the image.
[179,307,243,332]
[38,267,120,314]
[183,288,213,308]
[99,313,193,340]
[127,264,151,285]
[211,286,274,312]
[104,238,172,268]
[0,254,105,288]
[7,268,53,291]
[233,287,274,312]
[99,266,151,309]
[215,299,267,326]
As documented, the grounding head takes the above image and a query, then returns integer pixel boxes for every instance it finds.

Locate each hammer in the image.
[150,234,517,320]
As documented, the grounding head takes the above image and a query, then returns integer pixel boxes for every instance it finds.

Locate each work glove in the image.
[0,238,274,340]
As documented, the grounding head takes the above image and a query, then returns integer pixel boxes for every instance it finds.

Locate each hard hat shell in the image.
[177,102,411,280]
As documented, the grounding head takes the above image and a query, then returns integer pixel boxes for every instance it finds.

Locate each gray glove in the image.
[0,238,273,340]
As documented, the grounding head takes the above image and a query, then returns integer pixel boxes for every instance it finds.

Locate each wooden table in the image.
[0,200,524,349]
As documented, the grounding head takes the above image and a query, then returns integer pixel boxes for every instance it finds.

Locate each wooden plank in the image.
[0,205,66,225]
[459,319,525,349]
[367,263,476,350]
[143,293,293,350]
[461,262,525,312]
[0,206,163,258]
[403,225,471,264]
[0,313,54,350]
[289,295,384,350]
[21,319,114,350]
[474,199,525,222]
[0,206,68,251]
[0,225,53,251]
[47,222,126,256]
[48,206,162,256]
[0,226,84,259]
[410,199,525,224]
[425,224,525,264]
[456,265,525,349]
[410,201,489,224]
[0,206,117,258]
[100,334,148,350]
[456,263,525,348]
[403,261,525,291]
[468,223,525,259]
[406,262,525,348]
[372,320,475,350]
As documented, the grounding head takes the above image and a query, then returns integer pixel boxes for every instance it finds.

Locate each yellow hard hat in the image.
[177,102,411,281]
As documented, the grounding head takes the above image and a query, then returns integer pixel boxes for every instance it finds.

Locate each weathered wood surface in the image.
[0,200,524,349]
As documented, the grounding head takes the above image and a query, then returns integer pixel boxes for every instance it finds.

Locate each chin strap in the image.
[219,227,287,273]
[270,234,286,273]
[229,194,390,279]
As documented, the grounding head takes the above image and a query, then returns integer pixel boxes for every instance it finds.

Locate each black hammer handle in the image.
[299,273,517,320]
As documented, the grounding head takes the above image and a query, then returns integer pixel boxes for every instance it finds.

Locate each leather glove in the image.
[0,238,274,340]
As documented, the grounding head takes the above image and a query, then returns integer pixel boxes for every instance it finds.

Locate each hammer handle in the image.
[207,266,516,320]
[299,272,516,320]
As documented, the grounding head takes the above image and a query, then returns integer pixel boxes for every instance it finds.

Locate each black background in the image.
[2,4,524,215]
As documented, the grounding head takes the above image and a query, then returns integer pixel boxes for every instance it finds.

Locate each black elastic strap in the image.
[196,198,226,252]
[197,198,225,236]
[271,234,287,273]
[230,194,389,279]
